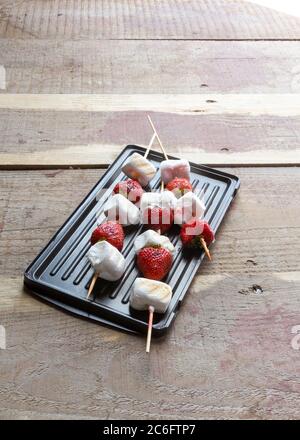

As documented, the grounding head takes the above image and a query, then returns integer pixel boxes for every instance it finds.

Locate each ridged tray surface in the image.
[24,145,240,335]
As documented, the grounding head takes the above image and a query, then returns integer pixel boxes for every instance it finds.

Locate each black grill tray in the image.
[24,145,240,336]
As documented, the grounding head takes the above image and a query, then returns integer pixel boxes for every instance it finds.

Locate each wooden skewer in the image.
[200,237,212,261]
[87,272,99,299]
[147,116,211,261]
[146,305,155,353]
[144,133,156,158]
[95,132,155,221]
[147,115,168,160]
[146,123,167,235]
[91,137,157,300]
[89,137,157,301]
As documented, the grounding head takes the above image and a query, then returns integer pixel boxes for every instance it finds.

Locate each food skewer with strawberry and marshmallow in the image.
[87,198,139,299]
[86,221,126,299]
[132,118,214,350]
[135,116,176,235]
[115,116,190,236]
[147,115,191,190]
[119,120,176,235]
[103,131,162,228]
[130,230,175,352]
[147,115,213,261]
[86,135,158,300]
[131,206,214,351]
[170,186,213,260]
[103,133,159,223]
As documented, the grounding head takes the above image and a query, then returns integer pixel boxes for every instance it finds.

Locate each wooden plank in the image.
[1,0,300,40]
[0,94,300,117]
[0,168,300,419]
[0,168,299,277]
[0,110,300,167]
[3,147,300,168]
[1,40,300,93]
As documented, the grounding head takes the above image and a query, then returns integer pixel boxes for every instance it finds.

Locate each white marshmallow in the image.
[161,191,178,209]
[104,194,140,226]
[130,278,172,313]
[134,230,175,256]
[160,159,190,184]
[87,241,126,281]
[122,152,156,187]
[174,192,206,225]
[140,191,177,212]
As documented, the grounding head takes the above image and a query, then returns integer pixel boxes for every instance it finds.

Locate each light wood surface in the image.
[1,109,300,168]
[0,168,299,419]
[1,40,300,94]
[1,0,300,40]
[0,94,299,167]
[1,0,300,421]
[1,93,300,116]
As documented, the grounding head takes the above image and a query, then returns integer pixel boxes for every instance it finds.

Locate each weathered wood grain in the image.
[1,94,300,117]
[1,168,299,277]
[1,40,300,93]
[1,110,300,167]
[1,0,300,40]
[0,168,300,419]
[0,0,299,421]
[0,168,300,276]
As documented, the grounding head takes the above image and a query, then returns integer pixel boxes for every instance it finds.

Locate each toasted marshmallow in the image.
[104,194,140,226]
[130,278,172,313]
[87,241,126,281]
[174,192,206,225]
[134,230,175,256]
[140,191,177,212]
[160,159,190,184]
[122,152,156,187]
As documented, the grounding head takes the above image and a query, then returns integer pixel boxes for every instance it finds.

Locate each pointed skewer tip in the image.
[146,116,168,160]
[200,237,212,261]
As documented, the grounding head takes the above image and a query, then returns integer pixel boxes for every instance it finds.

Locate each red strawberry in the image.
[142,206,174,234]
[90,221,124,251]
[166,177,192,197]
[137,246,173,281]
[180,219,214,249]
[113,179,144,204]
